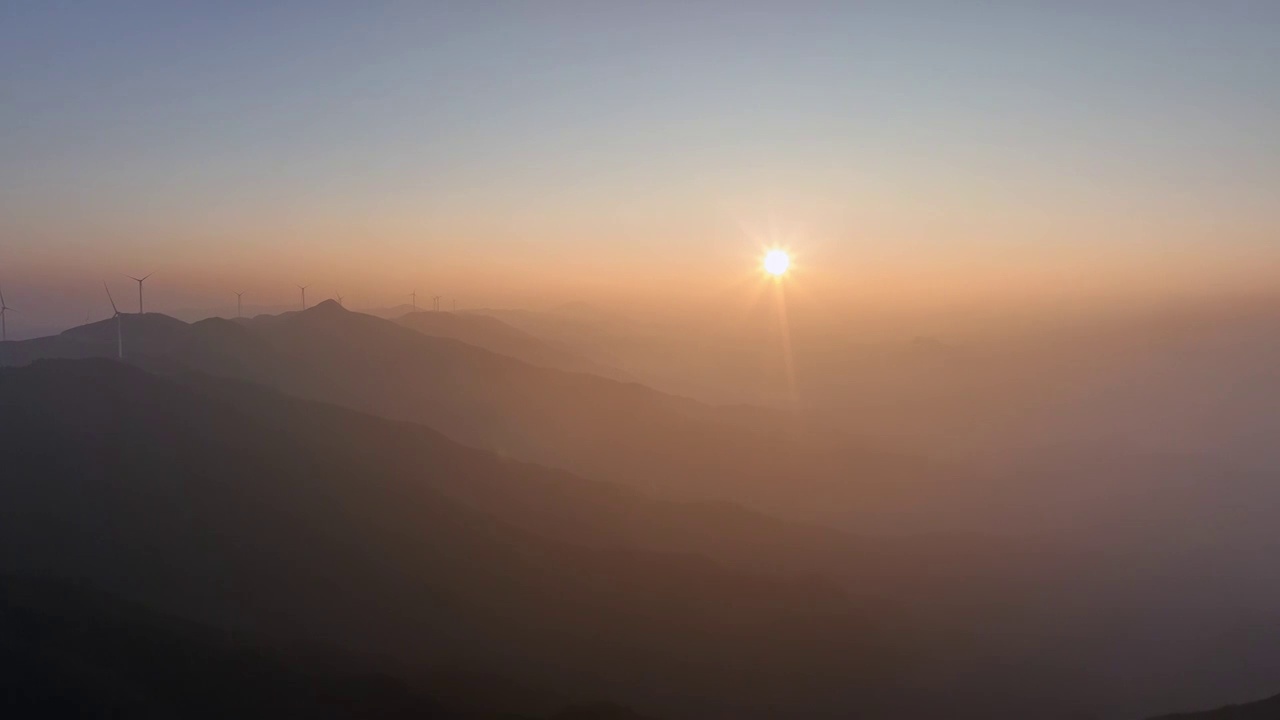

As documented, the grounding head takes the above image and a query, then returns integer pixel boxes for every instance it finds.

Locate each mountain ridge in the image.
[394,309,634,382]
[0,358,907,719]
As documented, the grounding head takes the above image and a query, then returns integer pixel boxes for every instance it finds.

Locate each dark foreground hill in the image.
[3,575,654,719]
[1147,693,1280,719]
[0,360,904,719]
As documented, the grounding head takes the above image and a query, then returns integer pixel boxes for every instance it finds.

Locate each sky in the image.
[2,1,1278,328]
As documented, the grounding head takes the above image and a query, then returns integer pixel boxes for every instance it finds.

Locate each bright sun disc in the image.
[764,249,790,276]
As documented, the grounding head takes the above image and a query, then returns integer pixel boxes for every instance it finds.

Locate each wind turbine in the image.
[0,284,11,343]
[0,284,10,367]
[432,295,441,312]
[126,273,153,314]
[298,285,309,310]
[336,292,344,307]
[104,283,123,359]
[410,290,417,312]
[234,291,246,318]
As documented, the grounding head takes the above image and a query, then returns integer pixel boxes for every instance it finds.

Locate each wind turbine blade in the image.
[141,272,154,281]
[104,281,119,312]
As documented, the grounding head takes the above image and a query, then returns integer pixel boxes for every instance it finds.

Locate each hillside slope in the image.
[3,575,648,719]
[1,303,938,528]
[394,310,633,383]
[0,359,900,719]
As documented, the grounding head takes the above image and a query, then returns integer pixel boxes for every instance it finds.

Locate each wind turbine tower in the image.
[410,290,417,312]
[235,291,246,318]
[432,295,441,312]
[336,292,344,307]
[299,285,309,310]
[127,273,153,314]
[104,283,123,359]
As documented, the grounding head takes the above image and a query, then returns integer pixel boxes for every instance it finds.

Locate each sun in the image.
[763,249,790,276]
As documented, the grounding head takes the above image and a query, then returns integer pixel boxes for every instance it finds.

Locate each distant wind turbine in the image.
[126,273,153,314]
[410,290,417,312]
[234,291,246,318]
[452,297,457,312]
[298,285,309,310]
[0,284,11,344]
[432,295,441,312]
[336,292,344,307]
[0,284,10,366]
[104,283,123,359]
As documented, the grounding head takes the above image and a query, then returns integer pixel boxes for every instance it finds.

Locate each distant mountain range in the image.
[0,302,935,529]
[3,301,1274,545]
[392,309,634,383]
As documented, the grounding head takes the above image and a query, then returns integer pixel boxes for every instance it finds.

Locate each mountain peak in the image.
[59,312,189,342]
[304,299,348,315]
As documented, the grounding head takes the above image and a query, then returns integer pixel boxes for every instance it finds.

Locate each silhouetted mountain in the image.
[2,575,602,719]
[394,310,633,382]
[1,303,938,529]
[4,358,1273,718]
[464,307,630,364]
[0,359,905,719]
[367,303,428,319]
[3,312,283,381]
[0,311,1058,593]
[1147,692,1280,719]
[9,302,1277,552]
